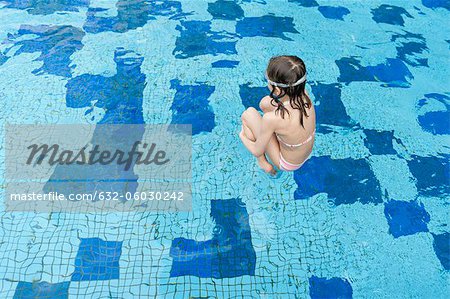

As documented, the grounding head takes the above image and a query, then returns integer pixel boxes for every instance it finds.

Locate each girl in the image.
[239,55,316,174]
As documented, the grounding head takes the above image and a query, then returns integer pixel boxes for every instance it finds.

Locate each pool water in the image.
[0,0,449,298]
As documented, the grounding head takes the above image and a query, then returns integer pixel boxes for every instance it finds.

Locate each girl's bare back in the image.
[261,95,316,165]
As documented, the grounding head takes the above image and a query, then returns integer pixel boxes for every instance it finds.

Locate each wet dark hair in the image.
[266,55,312,127]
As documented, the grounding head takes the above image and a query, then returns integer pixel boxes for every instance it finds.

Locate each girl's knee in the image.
[259,96,273,112]
[259,102,265,111]
[259,99,270,111]
[241,107,257,121]
[245,107,258,115]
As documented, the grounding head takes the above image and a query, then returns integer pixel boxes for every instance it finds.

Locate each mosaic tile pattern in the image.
[13,281,70,299]
[0,0,449,298]
[170,198,256,278]
[309,276,353,299]
[72,238,123,281]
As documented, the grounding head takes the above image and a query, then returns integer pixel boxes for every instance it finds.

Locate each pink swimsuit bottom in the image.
[279,153,309,171]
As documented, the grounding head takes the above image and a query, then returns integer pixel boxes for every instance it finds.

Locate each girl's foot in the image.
[257,156,277,175]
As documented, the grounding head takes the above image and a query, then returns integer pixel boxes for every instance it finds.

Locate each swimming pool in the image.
[0,0,449,298]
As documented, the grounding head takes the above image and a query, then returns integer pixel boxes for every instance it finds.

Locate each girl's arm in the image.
[239,114,277,157]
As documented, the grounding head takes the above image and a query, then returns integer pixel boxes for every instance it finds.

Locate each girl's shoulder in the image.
[262,110,279,121]
[262,109,287,129]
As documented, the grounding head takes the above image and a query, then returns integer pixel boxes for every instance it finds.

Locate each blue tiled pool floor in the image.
[0,0,449,298]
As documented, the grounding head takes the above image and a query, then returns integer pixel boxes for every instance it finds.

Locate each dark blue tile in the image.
[363,129,397,155]
[84,2,148,33]
[173,21,237,58]
[208,0,244,20]
[310,82,357,132]
[212,60,239,68]
[44,49,145,198]
[391,31,429,67]
[336,57,413,88]
[236,15,299,41]
[309,276,353,299]
[288,0,319,7]
[397,41,428,67]
[384,200,430,238]
[371,5,413,26]
[146,0,185,18]
[0,52,8,66]
[419,111,450,135]
[3,0,89,15]
[417,93,450,135]
[4,25,84,77]
[170,79,215,135]
[413,5,427,15]
[239,84,268,110]
[294,156,383,206]
[170,198,256,278]
[65,48,145,124]
[432,232,450,270]
[318,6,350,20]
[407,154,450,197]
[417,93,450,109]
[14,281,70,299]
[72,238,122,281]
[84,0,185,33]
[422,0,450,10]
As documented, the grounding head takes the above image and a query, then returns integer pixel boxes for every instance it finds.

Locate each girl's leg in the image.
[242,123,256,141]
[241,108,281,174]
[243,96,277,141]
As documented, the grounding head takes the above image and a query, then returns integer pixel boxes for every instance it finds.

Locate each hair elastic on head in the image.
[265,72,307,88]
